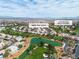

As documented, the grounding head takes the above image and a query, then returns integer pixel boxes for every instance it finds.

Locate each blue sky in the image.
[0,0,79,18]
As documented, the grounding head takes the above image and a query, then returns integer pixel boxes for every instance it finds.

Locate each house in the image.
[0,33,6,38]
[0,50,5,59]
[6,35,12,40]
[60,56,71,59]
[0,54,3,59]
[0,42,5,49]
[0,50,5,54]
[0,27,5,31]
[8,45,19,54]
[16,36,23,42]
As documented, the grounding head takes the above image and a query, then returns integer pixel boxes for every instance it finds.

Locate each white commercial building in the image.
[29,23,49,28]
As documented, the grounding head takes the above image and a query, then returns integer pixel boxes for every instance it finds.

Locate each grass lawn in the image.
[24,47,47,59]
[53,36,63,40]
[73,27,79,35]
[75,27,79,33]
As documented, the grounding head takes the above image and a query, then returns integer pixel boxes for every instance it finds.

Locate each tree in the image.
[3,49,10,57]
[38,41,44,47]
[46,44,57,59]
[18,44,22,49]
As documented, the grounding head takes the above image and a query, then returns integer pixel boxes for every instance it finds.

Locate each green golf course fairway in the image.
[25,47,47,59]
[16,37,62,59]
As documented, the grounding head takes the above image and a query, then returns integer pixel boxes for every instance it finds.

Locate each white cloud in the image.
[0,0,79,18]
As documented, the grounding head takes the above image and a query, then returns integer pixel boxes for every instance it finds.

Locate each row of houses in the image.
[0,33,24,59]
[0,33,23,50]
[28,28,56,35]
[12,25,28,32]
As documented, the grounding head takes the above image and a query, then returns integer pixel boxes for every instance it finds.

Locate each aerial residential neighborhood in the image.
[0,0,79,59]
[0,19,79,59]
